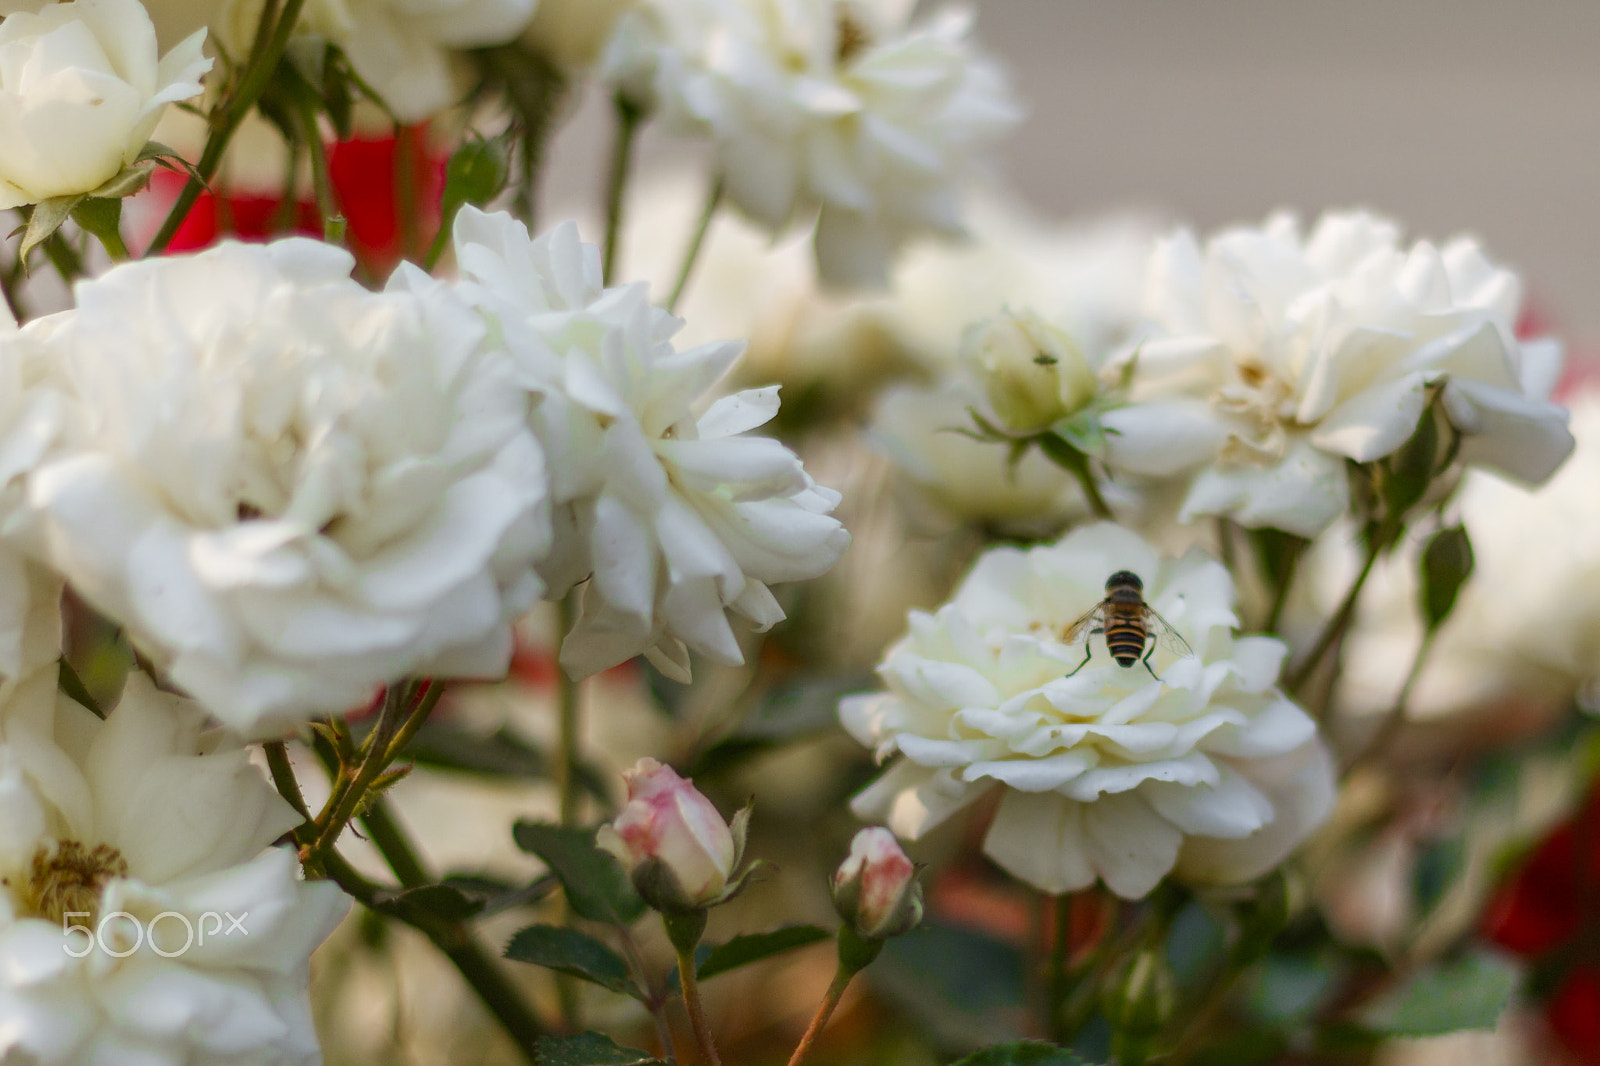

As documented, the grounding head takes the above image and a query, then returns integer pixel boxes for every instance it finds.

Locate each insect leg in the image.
[1063,627,1102,678]
[1141,642,1160,682]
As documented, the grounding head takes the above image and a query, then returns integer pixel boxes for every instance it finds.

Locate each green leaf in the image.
[438,872,557,917]
[85,165,152,201]
[1412,834,1467,915]
[504,925,639,998]
[1240,953,1335,1028]
[1419,524,1474,630]
[511,822,646,926]
[688,673,871,777]
[875,920,1027,1047]
[19,195,80,268]
[376,883,485,922]
[1385,398,1441,517]
[948,1041,1097,1066]
[1052,408,1108,457]
[535,1032,663,1066]
[1360,952,1519,1037]
[695,924,831,981]
[400,720,608,795]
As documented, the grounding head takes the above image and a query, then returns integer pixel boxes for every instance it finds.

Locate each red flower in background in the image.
[1482,779,1600,1063]
[146,128,445,277]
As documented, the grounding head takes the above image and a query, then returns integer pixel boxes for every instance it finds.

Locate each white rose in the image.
[840,523,1334,898]
[1125,209,1574,536]
[603,0,1021,288]
[0,667,349,1064]
[522,0,632,68]
[22,239,550,737]
[453,207,849,682]
[0,0,211,207]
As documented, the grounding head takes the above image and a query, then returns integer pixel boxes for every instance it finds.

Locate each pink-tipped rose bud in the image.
[832,827,924,940]
[598,758,739,911]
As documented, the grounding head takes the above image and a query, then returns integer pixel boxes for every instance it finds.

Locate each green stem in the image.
[556,592,582,826]
[297,98,345,245]
[1344,631,1436,772]
[304,680,443,874]
[42,232,86,283]
[1263,547,1301,635]
[786,964,852,1066]
[617,925,679,1065]
[263,740,312,833]
[360,795,431,888]
[601,94,643,285]
[146,0,310,255]
[318,848,545,1063]
[395,124,421,262]
[677,944,723,1066]
[1286,534,1382,697]
[666,178,722,312]
[1046,893,1072,1042]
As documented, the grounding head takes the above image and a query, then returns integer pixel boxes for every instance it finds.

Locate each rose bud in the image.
[831,828,924,940]
[961,307,1098,435]
[598,758,749,913]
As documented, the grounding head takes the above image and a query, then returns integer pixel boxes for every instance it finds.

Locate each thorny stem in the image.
[786,964,853,1066]
[666,178,723,312]
[146,0,310,255]
[286,738,548,1062]
[303,680,443,875]
[678,945,724,1066]
[1286,533,1383,698]
[602,93,644,285]
[317,847,546,1062]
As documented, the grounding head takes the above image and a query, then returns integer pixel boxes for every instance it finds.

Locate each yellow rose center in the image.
[22,841,128,928]
[1212,357,1298,465]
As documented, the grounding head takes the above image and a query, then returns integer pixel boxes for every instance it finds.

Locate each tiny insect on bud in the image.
[961,307,1098,435]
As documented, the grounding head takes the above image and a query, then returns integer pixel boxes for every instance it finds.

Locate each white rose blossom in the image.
[1112,209,1574,537]
[604,0,1021,288]
[0,304,68,696]
[0,667,349,1064]
[840,523,1334,898]
[453,207,850,682]
[20,238,550,737]
[0,0,211,208]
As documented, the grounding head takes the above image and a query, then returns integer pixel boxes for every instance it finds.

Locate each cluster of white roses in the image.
[0,204,847,1059]
[840,211,1576,899]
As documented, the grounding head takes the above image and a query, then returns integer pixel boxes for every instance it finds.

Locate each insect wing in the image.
[1061,602,1107,645]
[1143,605,1195,659]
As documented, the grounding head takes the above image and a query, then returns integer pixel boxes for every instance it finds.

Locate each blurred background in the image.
[545,0,1600,349]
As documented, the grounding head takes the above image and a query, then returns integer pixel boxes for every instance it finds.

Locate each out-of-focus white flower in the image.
[522,0,632,67]
[453,207,849,682]
[0,0,211,207]
[23,239,549,737]
[597,757,738,909]
[1330,386,1600,722]
[604,0,1021,288]
[840,523,1334,899]
[962,307,1099,435]
[303,0,537,121]
[871,381,1091,535]
[0,667,349,1065]
[0,309,68,695]
[831,826,921,939]
[1129,210,1574,537]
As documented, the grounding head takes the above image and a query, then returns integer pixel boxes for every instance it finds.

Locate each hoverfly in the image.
[1061,570,1193,680]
